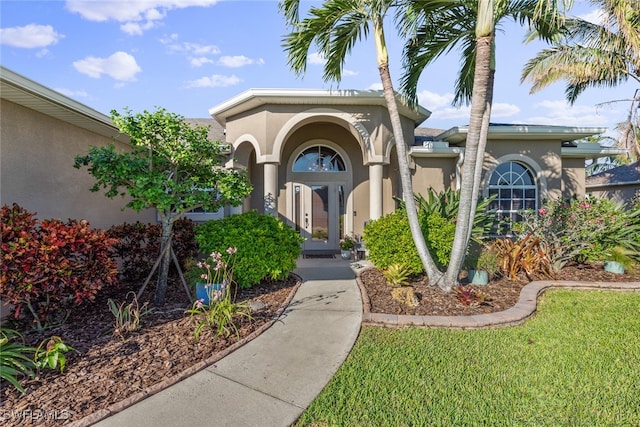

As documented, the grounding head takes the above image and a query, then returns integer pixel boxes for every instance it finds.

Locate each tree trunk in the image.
[443,25,495,289]
[154,216,175,306]
[378,65,444,285]
[373,15,443,286]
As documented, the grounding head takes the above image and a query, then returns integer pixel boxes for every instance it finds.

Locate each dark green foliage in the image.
[0,328,35,393]
[106,218,198,284]
[398,188,497,242]
[363,209,455,274]
[195,211,304,288]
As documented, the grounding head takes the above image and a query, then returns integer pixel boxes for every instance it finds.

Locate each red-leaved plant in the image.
[0,204,119,330]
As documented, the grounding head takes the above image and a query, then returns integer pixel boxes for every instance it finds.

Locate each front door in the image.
[294,183,346,252]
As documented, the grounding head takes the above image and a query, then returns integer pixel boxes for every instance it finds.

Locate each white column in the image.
[369,163,383,220]
[263,162,278,215]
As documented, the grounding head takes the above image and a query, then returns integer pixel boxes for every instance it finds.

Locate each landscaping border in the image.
[68,275,303,427]
[357,267,640,329]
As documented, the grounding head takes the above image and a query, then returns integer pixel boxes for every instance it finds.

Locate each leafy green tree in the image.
[280,0,445,286]
[74,108,252,306]
[521,0,640,161]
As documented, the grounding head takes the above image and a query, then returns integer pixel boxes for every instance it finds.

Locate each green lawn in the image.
[297,290,640,427]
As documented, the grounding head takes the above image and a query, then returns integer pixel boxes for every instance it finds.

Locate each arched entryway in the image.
[286,140,353,253]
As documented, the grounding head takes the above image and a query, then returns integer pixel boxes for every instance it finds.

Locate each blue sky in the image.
[1,0,636,138]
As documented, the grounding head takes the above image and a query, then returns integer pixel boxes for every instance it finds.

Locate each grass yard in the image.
[297,290,640,427]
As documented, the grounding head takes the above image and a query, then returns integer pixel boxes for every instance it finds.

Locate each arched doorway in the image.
[287,141,353,253]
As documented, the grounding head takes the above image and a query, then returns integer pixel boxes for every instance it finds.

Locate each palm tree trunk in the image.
[444,1,495,289]
[374,17,444,285]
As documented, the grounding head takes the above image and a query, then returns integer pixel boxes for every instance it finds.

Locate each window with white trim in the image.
[487,161,537,235]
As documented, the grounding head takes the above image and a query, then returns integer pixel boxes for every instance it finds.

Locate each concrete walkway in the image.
[90,257,363,427]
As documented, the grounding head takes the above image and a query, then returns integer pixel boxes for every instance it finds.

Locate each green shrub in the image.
[363,210,423,274]
[363,209,455,274]
[0,328,35,393]
[195,211,303,288]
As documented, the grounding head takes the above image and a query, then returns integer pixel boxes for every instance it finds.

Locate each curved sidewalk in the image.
[89,258,362,427]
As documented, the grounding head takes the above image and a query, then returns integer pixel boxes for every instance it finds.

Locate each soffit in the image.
[0,66,127,143]
[209,88,431,127]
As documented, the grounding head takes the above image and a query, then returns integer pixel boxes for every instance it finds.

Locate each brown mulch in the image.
[2,262,640,426]
[359,262,640,316]
[0,276,300,426]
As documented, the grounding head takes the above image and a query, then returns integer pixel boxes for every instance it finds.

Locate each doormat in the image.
[303,253,335,259]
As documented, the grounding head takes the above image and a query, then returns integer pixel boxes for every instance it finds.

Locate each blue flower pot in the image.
[468,270,489,285]
[195,282,223,305]
[604,261,625,274]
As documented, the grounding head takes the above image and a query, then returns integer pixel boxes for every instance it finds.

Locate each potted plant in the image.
[603,246,635,274]
[189,248,237,304]
[340,235,355,260]
[468,246,499,285]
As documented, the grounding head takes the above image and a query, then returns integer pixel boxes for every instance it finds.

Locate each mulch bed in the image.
[359,262,640,316]
[2,262,639,426]
[0,276,300,426]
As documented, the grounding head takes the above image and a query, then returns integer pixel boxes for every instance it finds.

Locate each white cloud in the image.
[366,83,383,90]
[73,51,142,81]
[55,88,89,98]
[217,55,263,68]
[308,52,325,65]
[343,69,358,77]
[0,24,64,48]
[65,0,218,34]
[525,99,609,127]
[417,90,454,110]
[578,8,604,25]
[185,74,241,88]
[190,56,214,67]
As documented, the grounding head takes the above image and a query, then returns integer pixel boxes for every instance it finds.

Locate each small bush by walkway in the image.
[297,290,640,426]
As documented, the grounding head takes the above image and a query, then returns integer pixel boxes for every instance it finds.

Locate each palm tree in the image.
[521,0,640,160]
[399,0,567,288]
[280,0,445,286]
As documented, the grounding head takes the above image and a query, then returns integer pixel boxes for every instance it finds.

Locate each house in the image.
[586,161,640,207]
[1,68,625,251]
[0,66,155,228]
[208,88,625,253]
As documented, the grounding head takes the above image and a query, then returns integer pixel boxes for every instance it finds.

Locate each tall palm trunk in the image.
[443,0,495,289]
[374,16,444,285]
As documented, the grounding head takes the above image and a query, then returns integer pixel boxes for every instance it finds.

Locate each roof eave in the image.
[437,124,607,144]
[0,66,127,143]
[209,88,431,127]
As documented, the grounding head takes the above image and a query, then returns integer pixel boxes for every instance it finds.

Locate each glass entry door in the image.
[294,183,344,251]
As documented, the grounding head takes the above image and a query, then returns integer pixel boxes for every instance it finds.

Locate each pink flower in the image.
[538,208,547,215]
[195,299,204,309]
[581,202,590,209]
[227,247,238,254]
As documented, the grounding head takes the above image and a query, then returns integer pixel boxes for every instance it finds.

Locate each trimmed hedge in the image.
[195,211,303,288]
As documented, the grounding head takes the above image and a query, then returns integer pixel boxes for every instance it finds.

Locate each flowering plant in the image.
[340,235,355,250]
[196,247,237,287]
[186,247,252,341]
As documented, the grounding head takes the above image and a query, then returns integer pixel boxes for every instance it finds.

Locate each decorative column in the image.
[263,162,278,215]
[369,163,383,220]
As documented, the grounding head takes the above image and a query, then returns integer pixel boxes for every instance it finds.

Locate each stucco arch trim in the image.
[482,154,549,201]
[231,134,262,164]
[267,107,374,165]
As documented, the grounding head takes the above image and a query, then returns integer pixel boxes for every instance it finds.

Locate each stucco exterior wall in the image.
[562,157,586,199]
[411,157,457,195]
[483,139,563,201]
[0,99,156,229]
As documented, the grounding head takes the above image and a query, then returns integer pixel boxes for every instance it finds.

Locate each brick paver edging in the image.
[68,276,303,427]
[356,267,640,329]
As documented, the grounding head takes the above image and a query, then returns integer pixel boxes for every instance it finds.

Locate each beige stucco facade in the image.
[1,67,155,229]
[210,89,623,252]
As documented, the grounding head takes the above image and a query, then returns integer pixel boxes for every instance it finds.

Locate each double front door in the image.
[293,182,346,252]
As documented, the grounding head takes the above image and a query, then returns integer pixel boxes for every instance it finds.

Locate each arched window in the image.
[488,161,537,235]
[293,146,346,172]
